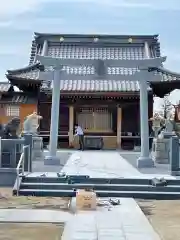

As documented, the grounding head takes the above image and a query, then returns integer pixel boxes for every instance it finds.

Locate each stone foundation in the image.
[32,136,44,161]
[73,136,117,150]
[151,138,170,164]
[0,168,17,187]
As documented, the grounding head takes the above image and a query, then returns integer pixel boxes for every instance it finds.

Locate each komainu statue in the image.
[3,117,21,139]
[149,113,164,138]
[23,112,44,161]
[23,112,42,135]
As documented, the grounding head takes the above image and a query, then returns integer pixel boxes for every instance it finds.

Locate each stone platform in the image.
[0,150,162,239]
[0,209,71,223]
[61,151,140,177]
[63,198,160,240]
[60,151,161,240]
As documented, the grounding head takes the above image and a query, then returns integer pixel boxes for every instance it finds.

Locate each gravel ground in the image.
[138,200,180,240]
[0,188,67,239]
[0,223,64,240]
[0,188,70,210]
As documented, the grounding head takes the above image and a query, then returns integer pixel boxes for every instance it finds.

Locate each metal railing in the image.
[16,145,30,195]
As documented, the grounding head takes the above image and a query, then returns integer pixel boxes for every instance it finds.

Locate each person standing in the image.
[74,124,84,150]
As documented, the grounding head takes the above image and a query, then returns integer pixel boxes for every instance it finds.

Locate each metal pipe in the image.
[0,137,1,168]
[28,145,31,172]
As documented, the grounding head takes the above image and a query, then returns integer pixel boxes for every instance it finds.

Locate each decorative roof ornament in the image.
[128,38,133,43]
[93,37,99,42]
[59,37,64,42]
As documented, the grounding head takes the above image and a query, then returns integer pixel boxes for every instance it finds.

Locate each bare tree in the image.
[161,95,174,119]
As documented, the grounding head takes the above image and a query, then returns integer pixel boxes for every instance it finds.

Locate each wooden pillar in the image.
[117,107,122,148]
[69,105,74,146]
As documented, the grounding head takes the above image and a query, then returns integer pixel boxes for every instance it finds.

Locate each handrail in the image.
[16,145,30,195]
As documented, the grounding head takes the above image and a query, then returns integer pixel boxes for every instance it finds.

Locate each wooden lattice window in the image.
[77,106,112,132]
[5,105,20,117]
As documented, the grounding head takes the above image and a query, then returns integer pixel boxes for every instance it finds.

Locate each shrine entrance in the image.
[76,106,113,134]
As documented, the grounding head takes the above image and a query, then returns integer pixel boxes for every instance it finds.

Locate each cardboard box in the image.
[76,189,97,210]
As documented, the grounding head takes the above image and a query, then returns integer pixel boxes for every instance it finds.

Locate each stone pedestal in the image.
[32,136,44,161]
[151,138,170,164]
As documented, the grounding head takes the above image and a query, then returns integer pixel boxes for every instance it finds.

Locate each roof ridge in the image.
[34,32,159,38]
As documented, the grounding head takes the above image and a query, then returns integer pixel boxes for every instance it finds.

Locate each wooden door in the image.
[59,104,69,134]
[39,103,69,135]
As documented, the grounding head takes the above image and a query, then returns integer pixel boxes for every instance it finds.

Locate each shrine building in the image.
[1,33,180,149]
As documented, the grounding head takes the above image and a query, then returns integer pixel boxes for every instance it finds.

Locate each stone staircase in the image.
[13,175,180,199]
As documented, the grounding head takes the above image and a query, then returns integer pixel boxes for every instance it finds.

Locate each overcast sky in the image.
[0,0,180,108]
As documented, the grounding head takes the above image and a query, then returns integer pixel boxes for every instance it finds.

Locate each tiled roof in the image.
[0,94,37,104]
[0,82,11,92]
[6,33,180,93]
[11,95,29,103]
[6,40,156,92]
[47,46,145,60]
[7,67,142,92]
[6,63,180,92]
[30,33,160,65]
[41,79,142,92]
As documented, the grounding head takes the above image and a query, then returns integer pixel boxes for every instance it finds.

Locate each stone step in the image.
[20,182,180,192]
[22,175,180,185]
[17,188,180,199]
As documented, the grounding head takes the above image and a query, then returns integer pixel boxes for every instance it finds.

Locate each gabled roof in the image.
[5,32,180,96]
[0,92,37,104]
[29,32,160,65]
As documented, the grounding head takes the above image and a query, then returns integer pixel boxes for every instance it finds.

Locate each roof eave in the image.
[34,32,159,40]
[6,62,43,75]
[41,89,153,94]
[6,74,42,83]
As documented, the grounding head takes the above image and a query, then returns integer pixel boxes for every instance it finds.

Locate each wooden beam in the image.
[68,105,74,146]
[117,107,122,148]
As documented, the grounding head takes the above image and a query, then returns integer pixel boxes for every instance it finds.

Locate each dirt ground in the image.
[0,188,70,210]
[0,223,64,240]
[0,188,68,239]
[138,200,180,240]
